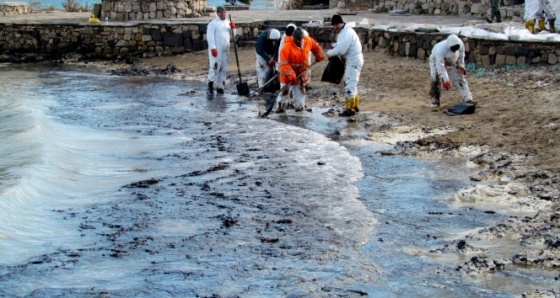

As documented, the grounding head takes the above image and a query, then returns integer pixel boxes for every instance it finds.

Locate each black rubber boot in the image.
[208,82,214,93]
[276,102,286,113]
[550,18,557,33]
[217,88,224,94]
[338,109,356,117]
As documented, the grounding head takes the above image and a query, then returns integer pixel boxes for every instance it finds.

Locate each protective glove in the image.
[230,21,235,29]
[267,59,275,66]
[315,54,325,62]
[211,49,217,57]
[442,81,451,90]
[458,67,466,75]
[290,78,299,85]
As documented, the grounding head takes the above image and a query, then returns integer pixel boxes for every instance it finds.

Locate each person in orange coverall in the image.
[276,28,325,113]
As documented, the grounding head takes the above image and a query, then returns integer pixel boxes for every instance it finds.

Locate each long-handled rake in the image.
[259,61,320,118]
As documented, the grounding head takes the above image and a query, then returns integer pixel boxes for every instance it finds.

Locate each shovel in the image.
[260,61,320,118]
[229,15,250,96]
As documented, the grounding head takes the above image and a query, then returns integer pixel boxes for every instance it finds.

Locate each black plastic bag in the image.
[445,102,476,116]
[321,56,345,84]
[263,67,280,93]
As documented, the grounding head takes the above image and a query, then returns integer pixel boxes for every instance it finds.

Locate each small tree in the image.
[62,0,81,12]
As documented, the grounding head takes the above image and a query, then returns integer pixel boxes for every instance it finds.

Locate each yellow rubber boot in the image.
[525,20,535,33]
[354,94,360,112]
[538,19,546,31]
[339,97,357,117]
[346,96,355,110]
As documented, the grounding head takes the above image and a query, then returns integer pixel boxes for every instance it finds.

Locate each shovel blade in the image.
[236,82,250,96]
[263,94,276,116]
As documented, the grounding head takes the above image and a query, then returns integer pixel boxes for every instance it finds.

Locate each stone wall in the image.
[328,0,523,20]
[306,25,560,67]
[0,2,30,16]
[1,21,559,67]
[100,0,208,21]
[0,21,262,62]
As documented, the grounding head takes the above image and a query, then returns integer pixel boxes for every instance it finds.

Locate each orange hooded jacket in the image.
[279,36,325,85]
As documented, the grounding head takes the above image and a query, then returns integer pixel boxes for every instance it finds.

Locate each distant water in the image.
[4,0,269,10]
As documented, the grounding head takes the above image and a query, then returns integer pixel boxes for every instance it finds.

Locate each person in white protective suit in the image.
[206,6,235,94]
[326,14,364,117]
[524,0,557,33]
[255,28,281,88]
[428,34,474,111]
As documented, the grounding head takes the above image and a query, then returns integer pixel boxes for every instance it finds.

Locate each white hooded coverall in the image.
[255,29,280,87]
[429,34,473,106]
[524,0,556,23]
[327,22,364,99]
[207,15,233,90]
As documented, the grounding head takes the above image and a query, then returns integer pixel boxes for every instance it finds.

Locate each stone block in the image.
[163,33,183,47]
[505,55,516,65]
[191,30,200,40]
[489,46,496,55]
[548,53,558,64]
[405,42,410,56]
[417,48,425,60]
[516,56,526,65]
[151,29,163,41]
[115,40,128,47]
[504,46,516,56]
[495,54,505,65]
[471,3,481,13]
[479,45,489,55]
[481,55,490,67]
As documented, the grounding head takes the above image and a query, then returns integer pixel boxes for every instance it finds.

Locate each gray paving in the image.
[0,8,492,27]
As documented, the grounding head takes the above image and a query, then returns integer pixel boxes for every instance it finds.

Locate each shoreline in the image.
[127,46,560,292]
[4,24,558,294]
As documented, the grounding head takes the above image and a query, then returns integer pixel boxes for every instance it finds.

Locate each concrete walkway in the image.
[0,9,491,27]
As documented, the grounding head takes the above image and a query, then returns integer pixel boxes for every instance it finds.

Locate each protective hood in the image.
[268,29,281,40]
[446,34,462,50]
[286,23,297,30]
[285,23,297,37]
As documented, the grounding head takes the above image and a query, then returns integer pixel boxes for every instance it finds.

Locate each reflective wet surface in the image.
[0,64,554,297]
